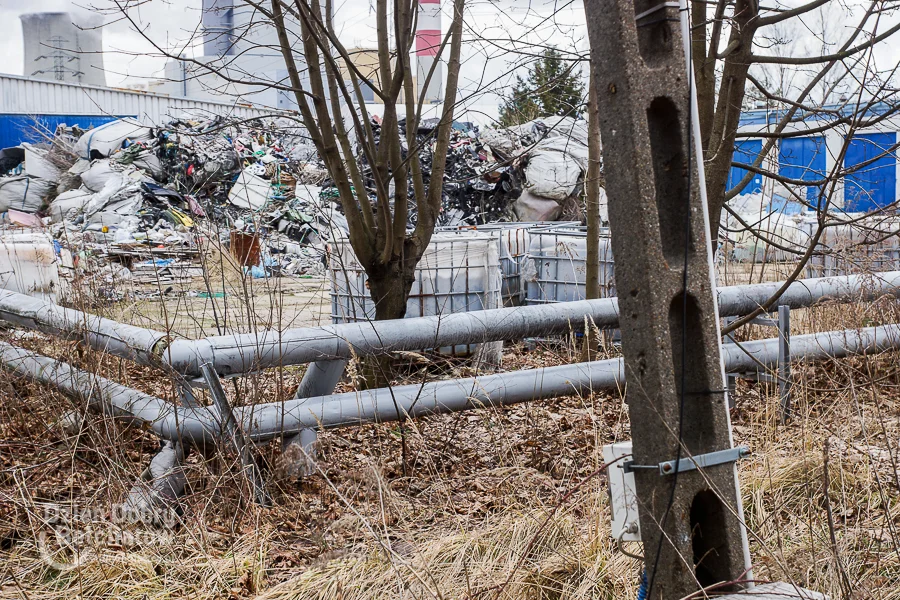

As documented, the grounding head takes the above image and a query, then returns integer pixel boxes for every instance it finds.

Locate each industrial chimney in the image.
[416,0,442,104]
[201,0,235,57]
[20,12,106,87]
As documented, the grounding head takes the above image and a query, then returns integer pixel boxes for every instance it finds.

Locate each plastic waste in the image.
[229,170,272,210]
[7,209,43,228]
[50,188,93,222]
[21,143,61,181]
[0,176,54,213]
[74,120,153,159]
[81,160,120,192]
[512,191,562,222]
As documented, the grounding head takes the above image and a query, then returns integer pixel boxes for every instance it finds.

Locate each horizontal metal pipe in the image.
[171,271,900,375]
[0,291,167,365]
[0,342,216,446]
[237,323,900,439]
[724,324,900,373]
[1,271,899,377]
[3,324,900,445]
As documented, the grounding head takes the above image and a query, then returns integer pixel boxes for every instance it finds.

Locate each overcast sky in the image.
[0,0,898,109]
[0,0,588,104]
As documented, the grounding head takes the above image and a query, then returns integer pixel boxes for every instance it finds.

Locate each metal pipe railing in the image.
[1,271,898,376]
[4,324,899,445]
[0,293,167,365]
[0,342,216,445]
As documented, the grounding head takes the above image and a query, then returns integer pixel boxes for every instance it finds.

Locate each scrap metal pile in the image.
[319,114,596,227]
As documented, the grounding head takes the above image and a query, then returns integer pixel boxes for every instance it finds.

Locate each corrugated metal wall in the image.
[0,73,283,148]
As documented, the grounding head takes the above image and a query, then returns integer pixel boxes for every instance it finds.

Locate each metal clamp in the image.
[623,446,750,476]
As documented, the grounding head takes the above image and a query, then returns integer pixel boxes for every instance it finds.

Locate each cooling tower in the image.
[416,0,442,104]
[20,12,106,87]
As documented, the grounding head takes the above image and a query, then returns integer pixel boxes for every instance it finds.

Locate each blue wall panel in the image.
[844,132,897,212]
[779,136,827,203]
[728,139,764,195]
[0,114,129,150]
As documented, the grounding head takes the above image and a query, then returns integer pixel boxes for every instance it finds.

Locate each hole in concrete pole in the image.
[668,292,715,453]
[647,97,692,264]
[690,489,732,589]
[633,0,674,66]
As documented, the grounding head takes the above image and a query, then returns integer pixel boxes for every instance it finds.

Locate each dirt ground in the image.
[96,276,332,338]
[85,259,796,341]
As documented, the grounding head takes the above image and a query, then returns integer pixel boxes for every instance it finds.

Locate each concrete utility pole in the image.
[585,0,752,596]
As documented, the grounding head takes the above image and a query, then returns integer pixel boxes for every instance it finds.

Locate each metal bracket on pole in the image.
[657,446,750,475]
[624,446,750,475]
[201,363,271,506]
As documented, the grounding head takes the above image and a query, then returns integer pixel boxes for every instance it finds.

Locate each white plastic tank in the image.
[437,222,578,305]
[0,230,61,303]
[329,231,502,355]
[524,225,615,304]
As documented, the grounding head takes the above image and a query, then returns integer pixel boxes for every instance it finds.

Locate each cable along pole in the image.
[585,0,752,596]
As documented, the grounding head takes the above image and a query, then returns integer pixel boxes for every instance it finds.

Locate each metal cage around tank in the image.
[437,222,578,306]
[328,230,503,356]
[523,225,616,305]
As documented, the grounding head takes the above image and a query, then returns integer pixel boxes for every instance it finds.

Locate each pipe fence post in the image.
[201,363,271,506]
[723,315,739,408]
[777,305,792,423]
[281,359,346,478]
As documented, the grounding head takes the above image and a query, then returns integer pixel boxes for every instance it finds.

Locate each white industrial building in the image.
[160,0,445,109]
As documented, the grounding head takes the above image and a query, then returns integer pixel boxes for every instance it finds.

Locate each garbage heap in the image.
[479,116,599,223]
[313,116,495,228]
[317,114,599,227]
[0,117,339,297]
[0,113,599,302]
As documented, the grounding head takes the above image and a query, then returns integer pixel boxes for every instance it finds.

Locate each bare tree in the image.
[692,0,900,235]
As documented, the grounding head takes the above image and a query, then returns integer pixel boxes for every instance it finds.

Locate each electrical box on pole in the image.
[584,0,752,596]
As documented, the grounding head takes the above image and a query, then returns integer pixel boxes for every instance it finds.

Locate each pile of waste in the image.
[0,117,340,300]
[0,112,602,304]
[479,116,597,223]
[317,114,599,228]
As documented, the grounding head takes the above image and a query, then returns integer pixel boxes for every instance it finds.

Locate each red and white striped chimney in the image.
[416,0,442,104]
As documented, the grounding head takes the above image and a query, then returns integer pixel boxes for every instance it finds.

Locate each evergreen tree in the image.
[498,47,585,127]
[498,75,541,128]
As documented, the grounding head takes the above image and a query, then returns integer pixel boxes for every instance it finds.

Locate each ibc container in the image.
[524,225,615,304]
[438,222,578,306]
[0,230,60,303]
[328,231,502,356]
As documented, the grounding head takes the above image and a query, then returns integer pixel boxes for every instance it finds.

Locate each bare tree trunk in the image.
[699,0,758,240]
[583,74,602,360]
[357,255,417,387]
[584,80,602,301]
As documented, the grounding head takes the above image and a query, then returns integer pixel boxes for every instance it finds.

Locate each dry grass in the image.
[3,267,900,599]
